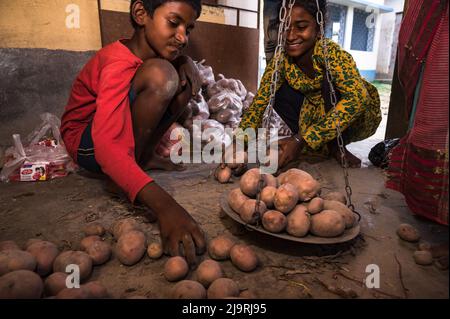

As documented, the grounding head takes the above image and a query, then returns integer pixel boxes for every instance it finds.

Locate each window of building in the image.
[351,8,376,51]
[325,3,347,46]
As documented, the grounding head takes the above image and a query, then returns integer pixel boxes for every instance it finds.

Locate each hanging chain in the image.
[252,0,296,225]
[262,0,296,130]
[252,0,359,224]
[314,0,357,215]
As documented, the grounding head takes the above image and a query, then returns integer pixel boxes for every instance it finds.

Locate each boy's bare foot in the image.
[143,154,186,171]
[331,145,361,168]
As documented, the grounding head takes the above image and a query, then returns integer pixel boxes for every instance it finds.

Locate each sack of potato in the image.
[195,59,215,87]
[227,168,356,238]
[206,74,247,101]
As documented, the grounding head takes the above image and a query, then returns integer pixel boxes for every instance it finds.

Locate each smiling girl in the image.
[240,0,381,170]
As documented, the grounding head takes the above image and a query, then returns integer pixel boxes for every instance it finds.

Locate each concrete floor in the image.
[0,84,448,299]
[0,159,448,299]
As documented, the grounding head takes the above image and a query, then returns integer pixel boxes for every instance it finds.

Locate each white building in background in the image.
[324,0,394,82]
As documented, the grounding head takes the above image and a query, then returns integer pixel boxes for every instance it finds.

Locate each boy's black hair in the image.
[268,0,327,39]
[130,0,202,29]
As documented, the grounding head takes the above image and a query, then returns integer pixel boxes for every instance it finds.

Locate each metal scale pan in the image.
[220,192,360,244]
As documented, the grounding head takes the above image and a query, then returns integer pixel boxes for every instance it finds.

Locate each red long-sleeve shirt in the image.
[61,40,153,202]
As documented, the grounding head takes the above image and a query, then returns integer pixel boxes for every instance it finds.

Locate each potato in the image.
[239,199,267,225]
[323,200,355,228]
[0,240,20,251]
[230,244,258,272]
[263,174,278,188]
[111,218,140,239]
[207,278,240,299]
[85,240,111,265]
[215,166,232,184]
[56,287,89,299]
[239,290,257,299]
[164,256,189,282]
[208,235,236,260]
[0,250,37,275]
[80,236,101,251]
[418,241,432,252]
[278,168,312,184]
[227,188,249,213]
[397,224,420,242]
[56,281,108,299]
[260,186,277,208]
[286,205,311,237]
[26,241,60,276]
[310,210,346,237]
[278,169,321,201]
[172,280,206,299]
[322,192,347,205]
[0,270,43,299]
[240,168,261,197]
[147,242,163,259]
[115,230,146,266]
[307,197,324,214]
[262,210,287,233]
[196,259,223,288]
[83,281,109,298]
[413,250,433,266]
[274,183,298,213]
[83,222,106,237]
[25,238,43,249]
[53,251,93,282]
[44,272,68,296]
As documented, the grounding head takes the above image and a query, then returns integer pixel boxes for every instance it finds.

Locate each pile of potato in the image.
[227,168,356,238]
[0,218,158,299]
[0,236,108,299]
[163,234,258,299]
[0,217,261,299]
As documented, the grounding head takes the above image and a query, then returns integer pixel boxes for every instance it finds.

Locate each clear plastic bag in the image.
[208,90,243,114]
[196,59,215,87]
[0,113,76,182]
[212,108,238,124]
[191,93,210,120]
[206,74,247,101]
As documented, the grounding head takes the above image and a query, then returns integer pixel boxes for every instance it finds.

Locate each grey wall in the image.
[0,48,95,146]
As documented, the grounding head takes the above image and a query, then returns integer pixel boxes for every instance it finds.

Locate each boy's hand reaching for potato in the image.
[137,182,206,268]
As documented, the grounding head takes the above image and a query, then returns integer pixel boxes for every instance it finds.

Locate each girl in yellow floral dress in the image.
[239,0,381,169]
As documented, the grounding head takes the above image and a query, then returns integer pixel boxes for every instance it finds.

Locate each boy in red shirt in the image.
[61,0,206,266]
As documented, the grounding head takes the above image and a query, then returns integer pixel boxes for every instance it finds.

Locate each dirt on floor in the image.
[0,159,448,299]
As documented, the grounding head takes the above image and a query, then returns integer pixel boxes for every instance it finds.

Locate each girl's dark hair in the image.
[268,0,327,39]
[130,0,202,29]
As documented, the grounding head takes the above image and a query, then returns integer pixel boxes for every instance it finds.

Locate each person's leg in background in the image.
[263,0,280,61]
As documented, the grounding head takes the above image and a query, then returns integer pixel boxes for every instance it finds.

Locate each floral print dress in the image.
[239,38,382,155]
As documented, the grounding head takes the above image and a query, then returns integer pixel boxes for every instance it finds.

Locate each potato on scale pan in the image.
[277,168,321,201]
[239,168,277,197]
[224,166,358,241]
